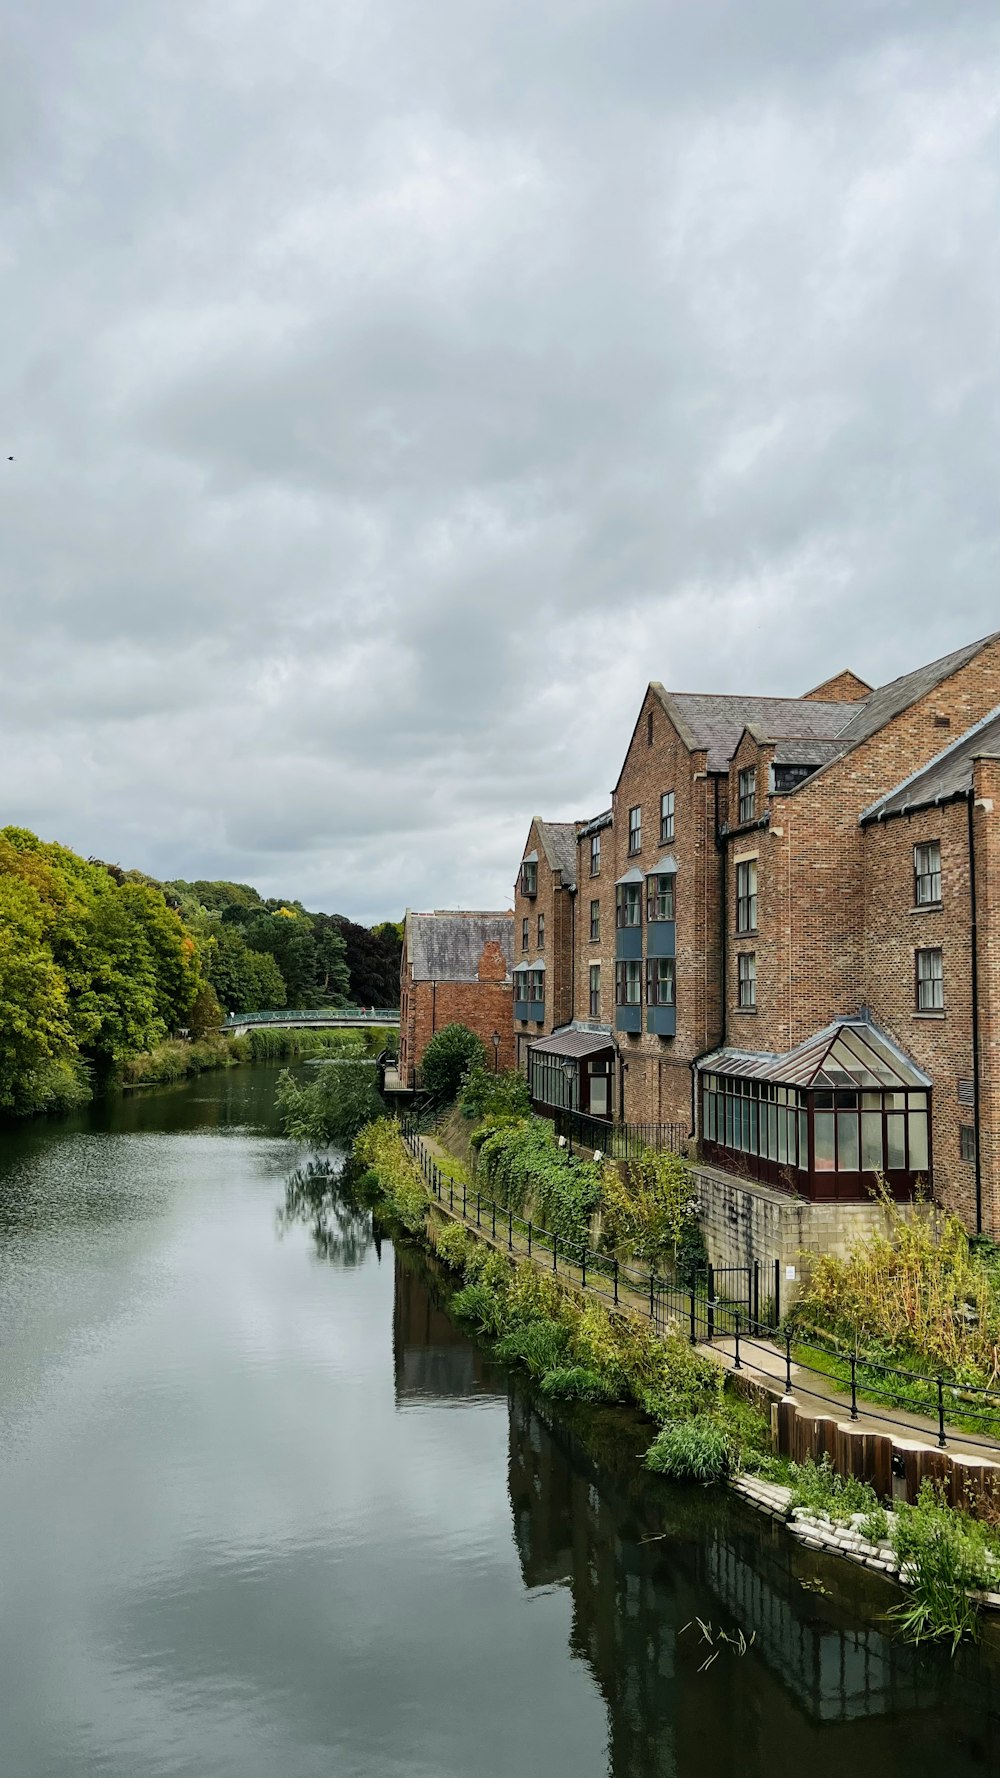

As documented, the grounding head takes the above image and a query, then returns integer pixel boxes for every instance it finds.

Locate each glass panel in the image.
[885,1092,907,1111]
[814,1090,833,1110]
[767,1103,777,1161]
[837,1112,859,1172]
[886,1114,905,1170]
[749,1101,758,1154]
[861,1091,881,1110]
[590,1077,608,1117]
[777,1108,788,1164]
[909,1112,929,1172]
[725,1097,733,1146]
[815,1112,835,1170]
[861,1113,883,1172]
[908,1091,928,1112]
[798,1109,809,1167]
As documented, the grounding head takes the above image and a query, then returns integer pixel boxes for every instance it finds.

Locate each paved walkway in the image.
[412,1130,1000,1464]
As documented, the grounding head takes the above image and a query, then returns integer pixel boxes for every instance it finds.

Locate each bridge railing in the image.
[220,1007,400,1026]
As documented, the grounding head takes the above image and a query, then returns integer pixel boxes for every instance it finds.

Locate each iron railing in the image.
[553,1106,688,1159]
[399,1123,1000,1456]
[220,1007,399,1026]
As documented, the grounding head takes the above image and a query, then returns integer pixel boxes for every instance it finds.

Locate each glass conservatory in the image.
[697,1020,931,1201]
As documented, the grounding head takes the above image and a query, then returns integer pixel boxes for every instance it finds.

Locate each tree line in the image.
[0,826,402,1118]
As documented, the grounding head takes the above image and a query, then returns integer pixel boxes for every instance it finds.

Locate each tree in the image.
[186,982,223,1036]
[420,1024,487,1105]
[244,911,317,1005]
[313,919,351,1003]
[0,875,73,1108]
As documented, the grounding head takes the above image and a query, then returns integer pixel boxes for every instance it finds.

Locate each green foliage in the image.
[600,1147,702,1272]
[459,1064,532,1123]
[859,1505,891,1545]
[205,925,287,1013]
[645,1419,732,1482]
[276,1063,383,1145]
[433,1222,476,1272]
[352,1119,428,1232]
[493,1317,570,1377]
[539,1366,618,1403]
[788,1456,879,1523]
[891,1482,990,1650]
[450,1280,512,1339]
[477,1117,604,1248]
[420,1024,488,1105]
[791,1184,1000,1390]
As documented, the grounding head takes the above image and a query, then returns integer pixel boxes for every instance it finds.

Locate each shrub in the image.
[891,1482,991,1650]
[459,1063,532,1123]
[276,1062,383,1144]
[859,1505,891,1545]
[477,1117,604,1247]
[450,1279,512,1339]
[645,1419,731,1483]
[433,1222,475,1272]
[788,1456,879,1524]
[494,1317,570,1377]
[540,1366,618,1403]
[352,1119,428,1232]
[420,1024,487,1106]
[600,1147,702,1272]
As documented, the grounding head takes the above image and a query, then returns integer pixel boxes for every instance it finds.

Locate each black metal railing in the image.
[553,1106,688,1159]
[398,1121,1000,1456]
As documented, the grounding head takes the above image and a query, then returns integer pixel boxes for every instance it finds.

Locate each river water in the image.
[1,1065,999,1778]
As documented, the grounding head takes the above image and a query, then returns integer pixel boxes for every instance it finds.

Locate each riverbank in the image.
[355,1115,1000,1650]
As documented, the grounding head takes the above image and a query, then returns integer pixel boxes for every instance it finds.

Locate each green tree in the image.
[420,1024,487,1105]
[313,919,351,1002]
[0,875,73,1108]
[244,911,317,1004]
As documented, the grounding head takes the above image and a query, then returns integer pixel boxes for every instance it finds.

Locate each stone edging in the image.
[729,1475,1000,1610]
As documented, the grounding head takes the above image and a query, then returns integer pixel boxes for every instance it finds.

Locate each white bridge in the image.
[220,1008,399,1038]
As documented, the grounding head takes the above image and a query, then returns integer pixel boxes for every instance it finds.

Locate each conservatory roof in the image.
[529,1027,616,1060]
[696,1019,931,1091]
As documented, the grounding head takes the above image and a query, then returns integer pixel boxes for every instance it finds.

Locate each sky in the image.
[1,0,998,924]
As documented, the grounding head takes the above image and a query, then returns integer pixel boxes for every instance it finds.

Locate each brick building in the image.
[512,632,1000,1237]
[397,910,515,1091]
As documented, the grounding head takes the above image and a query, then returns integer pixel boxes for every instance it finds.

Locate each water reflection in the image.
[393,1239,1000,1778]
[276,1160,376,1266]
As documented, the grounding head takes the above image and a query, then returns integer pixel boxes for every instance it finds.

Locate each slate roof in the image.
[652,689,857,772]
[577,808,613,837]
[836,634,999,751]
[860,706,1000,824]
[529,1027,616,1059]
[404,911,514,982]
[697,1018,931,1090]
[771,737,847,767]
[536,820,579,889]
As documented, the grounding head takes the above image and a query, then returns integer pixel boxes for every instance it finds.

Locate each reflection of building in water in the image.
[392,1253,506,1404]
[506,1388,1000,1778]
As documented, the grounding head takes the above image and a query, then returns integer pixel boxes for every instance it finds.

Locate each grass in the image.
[645,1420,731,1482]
[790,1337,1000,1441]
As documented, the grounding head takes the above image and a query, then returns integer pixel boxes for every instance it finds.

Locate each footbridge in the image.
[221,1008,399,1037]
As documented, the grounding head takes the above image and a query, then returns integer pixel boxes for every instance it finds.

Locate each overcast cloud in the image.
[2,0,998,922]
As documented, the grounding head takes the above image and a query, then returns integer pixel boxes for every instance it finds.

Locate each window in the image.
[537,913,545,949]
[914,841,942,906]
[590,833,601,876]
[589,964,601,1017]
[646,956,675,1006]
[647,874,675,922]
[590,898,600,941]
[646,710,654,746]
[961,1125,977,1164]
[616,882,642,927]
[738,952,756,1009]
[736,859,757,933]
[916,947,943,1011]
[628,805,642,853]
[521,859,537,896]
[615,959,642,1005]
[660,791,675,842]
[738,767,756,825]
[521,917,529,952]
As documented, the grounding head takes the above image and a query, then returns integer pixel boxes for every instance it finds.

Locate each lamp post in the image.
[491,1030,501,1074]
[562,1059,576,1156]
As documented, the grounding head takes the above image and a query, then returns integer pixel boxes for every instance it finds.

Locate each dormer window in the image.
[521,859,537,896]
[738,768,756,825]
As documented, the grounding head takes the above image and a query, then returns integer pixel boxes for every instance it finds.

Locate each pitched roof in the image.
[697,1018,931,1090]
[536,820,579,889]
[771,737,847,767]
[577,808,613,838]
[860,706,1000,824]
[404,910,514,982]
[835,634,999,750]
[653,688,857,772]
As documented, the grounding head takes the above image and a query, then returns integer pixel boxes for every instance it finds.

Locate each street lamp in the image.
[491,1030,501,1073]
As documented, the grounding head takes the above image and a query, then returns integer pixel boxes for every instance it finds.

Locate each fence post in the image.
[449,1179,454,1210]
[734,1310,742,1371]
[491,1202,496,1240]
[613,1258,619,1306]
[689,1289,696,1346]
[463,1181,467,1217]
[649,1272,655,1320]
[937,1377,947,1449]
[476,1192,481,1227]
[785,1330,793,1394]
[706,1264,715,1342]
[508,1210,513,1251]
[527,1221,532,1258]
[850,1354,859,1421]
[553,1234,558,1273]
[753,1259,760,1329]
[774,1257,781,1329]
[581,1248,587,1289]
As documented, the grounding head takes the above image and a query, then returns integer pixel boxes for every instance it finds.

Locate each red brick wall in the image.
[408,973,514,1084]
[574,824,615,1030]
[802,670,871,702]
[512,818,576,1068]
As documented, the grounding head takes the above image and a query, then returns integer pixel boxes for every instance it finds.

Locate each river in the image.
[1,1064,998,1777]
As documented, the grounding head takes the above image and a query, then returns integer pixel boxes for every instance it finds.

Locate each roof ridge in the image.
[860,701,1000,823]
